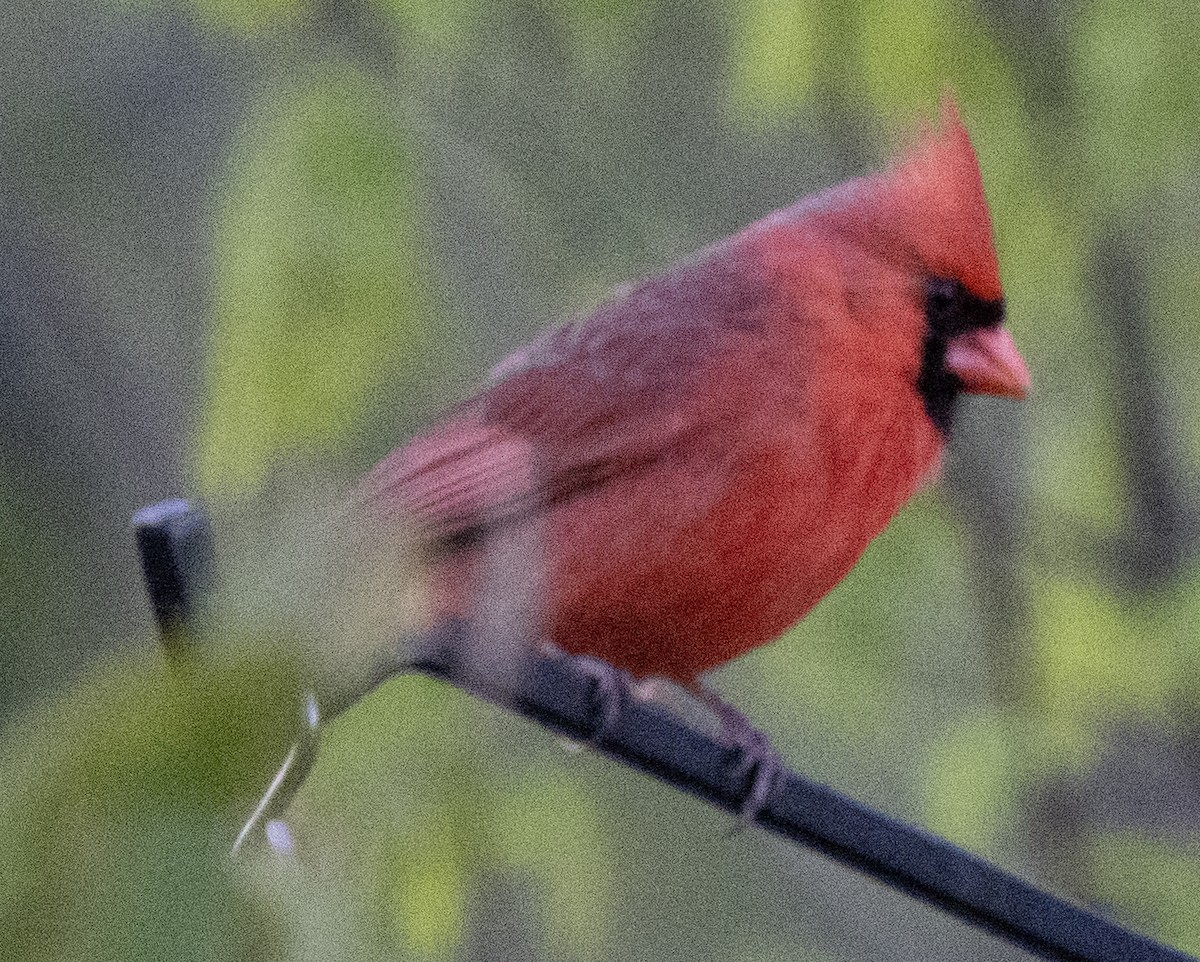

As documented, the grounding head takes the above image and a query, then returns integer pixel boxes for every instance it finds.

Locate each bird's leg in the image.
[686,680,783,823]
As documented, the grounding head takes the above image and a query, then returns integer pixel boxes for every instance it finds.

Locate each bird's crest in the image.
[804,95,1004,304]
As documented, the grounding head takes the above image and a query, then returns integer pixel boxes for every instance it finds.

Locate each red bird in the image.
[361,101,1028,790]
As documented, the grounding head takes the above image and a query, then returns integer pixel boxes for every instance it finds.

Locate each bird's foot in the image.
[570,654,627,746]
[687,681,783,825]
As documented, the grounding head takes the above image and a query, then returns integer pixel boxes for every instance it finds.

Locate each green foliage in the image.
[547,0,647,78]
[111,0,309,31]
[0,647,305,962]
[294,677,614,961]
[198,67,433,498]
[920,711,1023,852]
[726,0,818,124]
[1075,1,1200,208]
[1032,577,1176,751]
[490,772,613,958]
[1086,832,1200,955]
[857,0,955,115]
[386,818,468,957]
[295,678,477,960]
[370,0,477,52]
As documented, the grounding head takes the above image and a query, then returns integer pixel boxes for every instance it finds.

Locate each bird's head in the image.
[799,96,1030,435]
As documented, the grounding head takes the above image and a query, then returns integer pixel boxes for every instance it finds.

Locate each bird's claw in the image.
[688,683,784,825]
[729,727,783,825]
[571,655,626,745]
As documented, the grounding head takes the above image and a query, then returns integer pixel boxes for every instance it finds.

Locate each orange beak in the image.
[944,327,1030,399]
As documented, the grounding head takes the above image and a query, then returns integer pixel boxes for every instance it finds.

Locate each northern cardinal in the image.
[360,100,1028,801]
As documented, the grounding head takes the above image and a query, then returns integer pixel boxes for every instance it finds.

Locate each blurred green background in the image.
[3,0,1200,959]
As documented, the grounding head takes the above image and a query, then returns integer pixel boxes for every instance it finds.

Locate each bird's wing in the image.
[363,249,777,544]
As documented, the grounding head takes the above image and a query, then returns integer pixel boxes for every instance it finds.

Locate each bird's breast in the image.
[544,368,944,681]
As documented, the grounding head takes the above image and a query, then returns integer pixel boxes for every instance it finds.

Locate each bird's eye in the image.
[923,277,1004,339]
[924,277,964,337]
[927,278,957,310]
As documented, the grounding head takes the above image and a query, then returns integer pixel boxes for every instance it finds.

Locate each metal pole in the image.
[133,498,1197,962]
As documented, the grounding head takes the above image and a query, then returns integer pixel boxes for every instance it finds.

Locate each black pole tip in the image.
[134,498,215,650]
